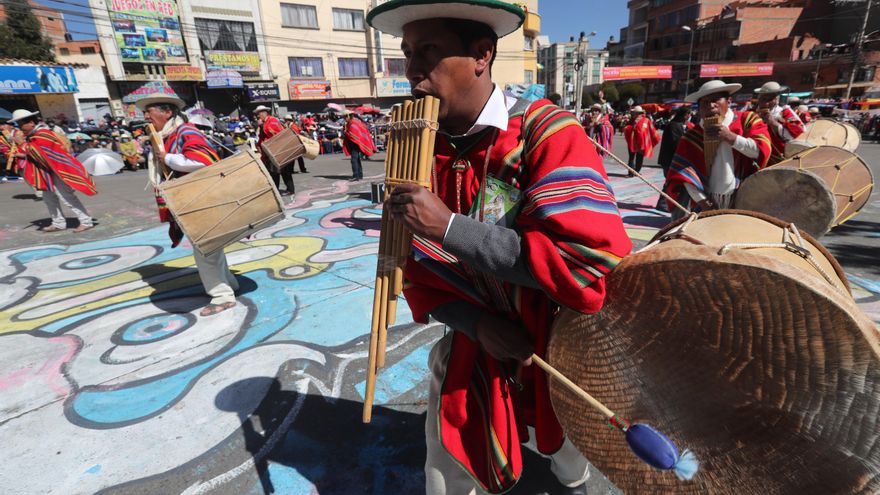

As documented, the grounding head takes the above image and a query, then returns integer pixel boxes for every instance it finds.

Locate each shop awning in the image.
[814,81,874,90]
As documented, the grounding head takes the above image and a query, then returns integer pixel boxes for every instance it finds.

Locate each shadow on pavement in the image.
[315,174,355,180]
[12,193,43,201]
[130,264,259,313]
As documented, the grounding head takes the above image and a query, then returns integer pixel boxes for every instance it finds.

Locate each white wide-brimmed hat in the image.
[590,103,603,111]
[254,105,272,113]
[684,80,743,103]
[797,104,809,113]
[9,109,40,123]
[367,0,525,38]
[788,96,801,103]
[134,94,185,112]
[754,81,789,95]
[631,105,644,113]
[809,107,820,114]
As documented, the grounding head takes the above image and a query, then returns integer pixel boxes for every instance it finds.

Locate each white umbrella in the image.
[78,149,125,176]
[189,115,213,129]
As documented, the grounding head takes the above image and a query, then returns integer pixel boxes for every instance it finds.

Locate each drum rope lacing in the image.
[647,215,841,289]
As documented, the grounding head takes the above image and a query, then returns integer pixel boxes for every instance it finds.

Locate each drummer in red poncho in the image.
[368,1,632,493]
[10,109,96,232]
[626,105,659,177]
[139,94,239,317]
[342,111,376,181]
[754,81,804,164]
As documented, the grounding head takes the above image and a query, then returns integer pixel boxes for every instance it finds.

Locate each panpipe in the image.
[147,123,172,181]
[702,114,722,167]
[5,142,16,171]
[362,96,440,423]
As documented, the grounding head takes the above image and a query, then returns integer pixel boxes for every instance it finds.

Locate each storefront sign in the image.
[0,65,78,94]
[165,65,203,81]
[376,77,410,97]
[247,83,280,101]
[207,70,243,89]
[106,0,187,64]
[119,81,192,103]
[205,51,261,73]
[288,80,331,99]
[602,65,672,81]
[700,63,774,78]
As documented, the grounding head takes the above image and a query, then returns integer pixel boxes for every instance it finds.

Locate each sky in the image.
[538,0,629,49]
[37,0,630,46]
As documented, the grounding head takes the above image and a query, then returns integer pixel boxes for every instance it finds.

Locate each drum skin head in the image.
[547,211,880,494]
[736,168,835,237]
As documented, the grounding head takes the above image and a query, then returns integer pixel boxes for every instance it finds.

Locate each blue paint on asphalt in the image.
[83,464,101,475]
[10,247,66,264]
[354,344,431,403]
[850,274,880,294]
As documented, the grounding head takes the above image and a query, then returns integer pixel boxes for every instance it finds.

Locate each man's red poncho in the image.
[403,99,632,493]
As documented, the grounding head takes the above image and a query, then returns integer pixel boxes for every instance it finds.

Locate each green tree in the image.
[0,0,56,62]
[618,83,646,103]
[599,81,619,102]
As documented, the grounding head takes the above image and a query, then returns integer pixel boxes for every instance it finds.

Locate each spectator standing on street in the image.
[658,106,692,177]
[342,111,376,181]
[255,105,294,195]
[11,109,96,232]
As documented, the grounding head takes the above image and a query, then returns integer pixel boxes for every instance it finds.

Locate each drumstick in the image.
[583,133,690,216]
[531,353,699,481]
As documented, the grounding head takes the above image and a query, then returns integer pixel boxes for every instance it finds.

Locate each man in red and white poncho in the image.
[139,94,238,317]
[664,80,773,219]
[368,1,632,493]
[754,81,805,164]
[342,111,376,181]
[626,105,659,177]
[11,109,96,232]
[256,105,295,195]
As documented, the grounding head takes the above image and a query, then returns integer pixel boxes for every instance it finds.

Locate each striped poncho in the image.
[664,110,771,211]
[584,114,614,157]
[343,116,377,156]
[766,105,805,163]
[22,126,96,195]
[157,122,220,246]
[403,98,632,493]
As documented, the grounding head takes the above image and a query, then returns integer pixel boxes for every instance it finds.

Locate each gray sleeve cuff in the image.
[442,214,539,288]
[429,300,483,340]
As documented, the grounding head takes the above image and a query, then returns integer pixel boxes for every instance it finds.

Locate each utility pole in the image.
[845,0,873,101]
[682,25,695,99]
[574,32,586,115]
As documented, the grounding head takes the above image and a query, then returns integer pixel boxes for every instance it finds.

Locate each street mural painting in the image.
[0,179,440,495]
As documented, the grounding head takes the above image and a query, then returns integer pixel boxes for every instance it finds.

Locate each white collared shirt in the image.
[444,84,513,138]
[686,108,760,207]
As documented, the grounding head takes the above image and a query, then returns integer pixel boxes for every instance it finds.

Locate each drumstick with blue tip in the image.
[530,353,699,481]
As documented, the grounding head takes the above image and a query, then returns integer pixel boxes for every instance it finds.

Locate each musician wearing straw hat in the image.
[754,81,805,164]
[138,94,239,317]
[368,1,632,493]
[627,105,659,177]
[583,103,614,157]
[664,80,772,217]
[796,104,812,124]
[10,108,96,232]
[284,113,309,174]
[255,104,295,195]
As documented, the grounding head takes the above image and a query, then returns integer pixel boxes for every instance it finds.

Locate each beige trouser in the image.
[425,332,590,494]
[42,177,92,229]
[193,248,238,304]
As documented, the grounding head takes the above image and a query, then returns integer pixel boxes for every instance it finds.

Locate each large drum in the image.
[159,149,284,255]
[734,145,874,237]
[261,127,305,170]
[299,134,320,160]
[548,210,880,494]
[785,118,861,158]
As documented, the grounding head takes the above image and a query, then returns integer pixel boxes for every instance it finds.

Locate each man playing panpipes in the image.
[255,104,295,196]
[139,94,239,317]
[583,103,614,158]
[10,109,96,232]
[754,81,805,164]
[664,80,772,217]
[367,2,632,493]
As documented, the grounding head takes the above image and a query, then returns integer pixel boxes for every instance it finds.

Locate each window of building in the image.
[524,36,534,50]
[385,58,406,76]
[858,66,876,82]
[80,46,96,54]
[338,58,369,78]
[524,70,533,84]
[59,47,70,55]
[195,18,258,52]
[281,3,318,29]
[332,8,364,31]
[289,57,323,77]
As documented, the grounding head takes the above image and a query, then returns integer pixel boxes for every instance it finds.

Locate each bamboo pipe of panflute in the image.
[147,123,172,180]
[364,97,439,423]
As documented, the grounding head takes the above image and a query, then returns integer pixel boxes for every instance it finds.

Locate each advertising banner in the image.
[205,51,261,73]
[207,70,243,88]
[106,0,187,64]
[700,63,774,78]
[0,65,78,94]
[602,65,672,81]
[165,66,203,81]
[376,78,411,97]
[288,80,331,99]
[247,83,280,101]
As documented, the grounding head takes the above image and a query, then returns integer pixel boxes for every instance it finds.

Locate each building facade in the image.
[538,40,607,110]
